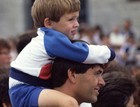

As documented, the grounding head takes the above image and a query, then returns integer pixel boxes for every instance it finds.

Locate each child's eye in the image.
[68,18,74,21]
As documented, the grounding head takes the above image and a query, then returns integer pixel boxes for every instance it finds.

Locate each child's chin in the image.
[68,35,74,40]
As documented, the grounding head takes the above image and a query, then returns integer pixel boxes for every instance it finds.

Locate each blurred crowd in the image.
[0,18,140,107]
[75,19,140,72]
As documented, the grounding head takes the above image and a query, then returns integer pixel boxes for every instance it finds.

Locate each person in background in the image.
[16,29,37,54]
[0,38,11,69]
[92,71,137,107]
[118,32,136,66]
[78,23,93,44]
[0,68,11,107]
[7,37,18,61]
[121,19,135,38]
[109,25,125,49]
[92,25,104,45]
[134,72,140,106]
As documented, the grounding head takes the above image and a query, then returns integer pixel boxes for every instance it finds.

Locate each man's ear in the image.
[68,69,77,84]
[44,18,52,28]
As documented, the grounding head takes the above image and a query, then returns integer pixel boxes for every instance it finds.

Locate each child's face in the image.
[51,11,79,40]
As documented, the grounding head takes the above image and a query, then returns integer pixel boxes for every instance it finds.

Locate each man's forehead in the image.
[89,65,104,72]
[92,64,104,69]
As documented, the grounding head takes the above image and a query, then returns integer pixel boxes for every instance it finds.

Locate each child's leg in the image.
[38,89,79,107]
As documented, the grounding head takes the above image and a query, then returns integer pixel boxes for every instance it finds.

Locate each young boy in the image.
[9,0,115,107]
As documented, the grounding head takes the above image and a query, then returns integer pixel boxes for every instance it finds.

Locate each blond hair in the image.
[31,0,80,28]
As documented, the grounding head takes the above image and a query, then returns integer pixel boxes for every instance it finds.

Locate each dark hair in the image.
[134,72,140,106]
[92,72,136,107]
[0,73,11,107]
[51,58,103,88]
[0,39,10,53]
[17,29,37,53]
[31,0,80,28]
[103,61,130,74]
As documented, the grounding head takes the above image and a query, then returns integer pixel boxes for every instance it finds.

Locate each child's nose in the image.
[74,21,79,28]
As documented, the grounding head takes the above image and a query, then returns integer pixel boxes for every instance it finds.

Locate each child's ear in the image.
[44,18,52,28]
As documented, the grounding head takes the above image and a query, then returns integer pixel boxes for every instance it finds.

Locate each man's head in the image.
[51,58,105,104]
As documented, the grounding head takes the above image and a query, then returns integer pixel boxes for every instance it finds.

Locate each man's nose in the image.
[99,77,105,87]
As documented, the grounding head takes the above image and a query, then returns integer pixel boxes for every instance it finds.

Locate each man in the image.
[51,58,106,105]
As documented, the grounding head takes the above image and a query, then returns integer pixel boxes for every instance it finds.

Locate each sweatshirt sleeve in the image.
[41,28,115,64]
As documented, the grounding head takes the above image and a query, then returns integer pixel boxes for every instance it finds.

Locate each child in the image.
[9,0,115,107]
